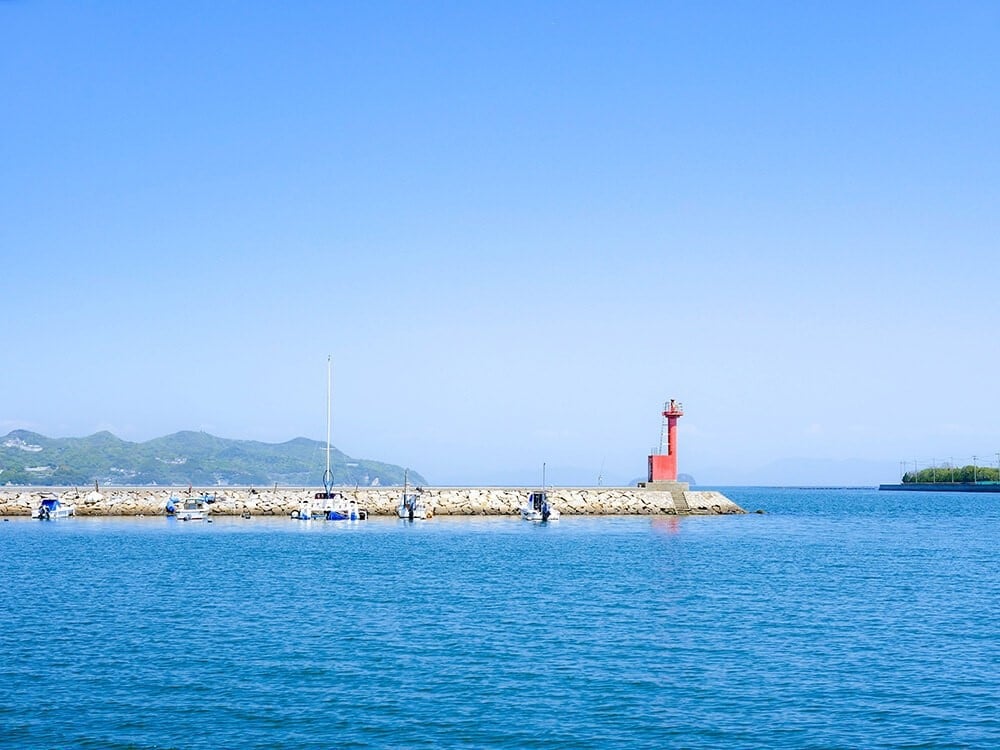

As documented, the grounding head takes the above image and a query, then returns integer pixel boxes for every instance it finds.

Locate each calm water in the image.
[1,488,997,749]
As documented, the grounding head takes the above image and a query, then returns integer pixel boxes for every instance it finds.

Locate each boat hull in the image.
[176,500,210,521]
[32,504,76,520]
[520,507,560,522]
[397,506,429,520]
[326,507,367,521]
[295,502,366,521]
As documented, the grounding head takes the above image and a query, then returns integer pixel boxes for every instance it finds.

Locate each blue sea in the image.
[2,488,997,749]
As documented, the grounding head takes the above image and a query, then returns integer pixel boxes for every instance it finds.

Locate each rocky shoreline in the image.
[0,484,744,517]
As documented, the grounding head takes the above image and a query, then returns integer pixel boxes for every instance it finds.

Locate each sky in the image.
[3,1,999,486]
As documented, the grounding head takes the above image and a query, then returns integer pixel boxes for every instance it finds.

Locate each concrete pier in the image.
[0,485,745,516]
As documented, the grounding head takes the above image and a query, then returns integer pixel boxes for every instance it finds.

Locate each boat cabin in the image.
[528,491,547,511]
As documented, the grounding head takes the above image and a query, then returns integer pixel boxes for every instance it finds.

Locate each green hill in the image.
[0,430,425,487]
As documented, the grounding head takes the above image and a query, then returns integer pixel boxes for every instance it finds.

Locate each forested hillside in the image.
[1,430,424,487]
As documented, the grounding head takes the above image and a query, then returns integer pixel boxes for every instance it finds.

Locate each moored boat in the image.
[520,490,559,522]
[298,355,368,522]
[32,497,76,520]
[520,464,559,521]
[167,493,214,519]
[320,492,366,521]
[176,496,210,521]
[397,492,429,520]
[293,491,367,521]
[397,470,431,520]
[291,498,316,520]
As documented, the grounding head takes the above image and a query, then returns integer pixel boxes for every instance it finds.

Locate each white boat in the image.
[320,492,367,521]
[32,497,76,520]
[520,464,559,521]
[290,498,316,520]
[397,492,429,520]
[295,355,367,522]
[293,491,367,521]
[520,490,560,521]
[175,496,210,521]
[397,470,431,520]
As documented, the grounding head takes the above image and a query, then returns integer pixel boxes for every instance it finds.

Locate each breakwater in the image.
[0,485,744,516]
[879,482,1000,492]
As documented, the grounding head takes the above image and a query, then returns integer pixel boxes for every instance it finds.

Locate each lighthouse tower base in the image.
[636,480,689,492]
[636,479,691,510]
[637,480,692,514]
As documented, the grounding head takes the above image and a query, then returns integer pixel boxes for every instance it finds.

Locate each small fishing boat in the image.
[397,470,431,520]
[397,492,428,520]
[520,490,559,521]
[167,492,214,518]
[175,496,210,521]
[520,464,559,521]
[32,497,76,520]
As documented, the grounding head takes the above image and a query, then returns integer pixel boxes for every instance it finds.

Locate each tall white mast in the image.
[326,355,332,482]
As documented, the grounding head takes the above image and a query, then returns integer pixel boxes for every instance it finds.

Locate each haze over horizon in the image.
[4,2,999,486]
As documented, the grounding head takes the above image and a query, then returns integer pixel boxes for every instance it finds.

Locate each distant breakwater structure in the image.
[879,482,1000,493]
[0,484,744,517]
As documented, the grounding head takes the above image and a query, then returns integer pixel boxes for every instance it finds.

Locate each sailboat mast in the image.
[326,355,332,481]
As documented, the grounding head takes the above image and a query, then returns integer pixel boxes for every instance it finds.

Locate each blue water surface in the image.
[1,488,997,749]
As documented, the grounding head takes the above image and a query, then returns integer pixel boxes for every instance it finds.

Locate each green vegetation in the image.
[0,430,425,487]
[902,465,1000,484]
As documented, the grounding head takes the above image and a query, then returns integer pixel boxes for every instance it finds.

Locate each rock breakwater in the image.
[0,486,744,517]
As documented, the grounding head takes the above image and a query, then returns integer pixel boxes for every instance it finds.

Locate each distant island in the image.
[0,430,425,487]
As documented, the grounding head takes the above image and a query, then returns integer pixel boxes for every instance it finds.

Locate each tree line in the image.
[902,465,1000,483]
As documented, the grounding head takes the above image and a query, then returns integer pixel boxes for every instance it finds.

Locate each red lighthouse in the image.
[648,399,684,482]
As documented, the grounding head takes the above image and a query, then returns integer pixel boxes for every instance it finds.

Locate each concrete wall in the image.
[0,486,745,516]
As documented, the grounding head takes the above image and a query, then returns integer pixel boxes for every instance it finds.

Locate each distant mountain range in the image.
[0,430,425,487]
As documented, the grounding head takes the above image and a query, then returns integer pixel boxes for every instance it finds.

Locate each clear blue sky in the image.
[3,1,999,485]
